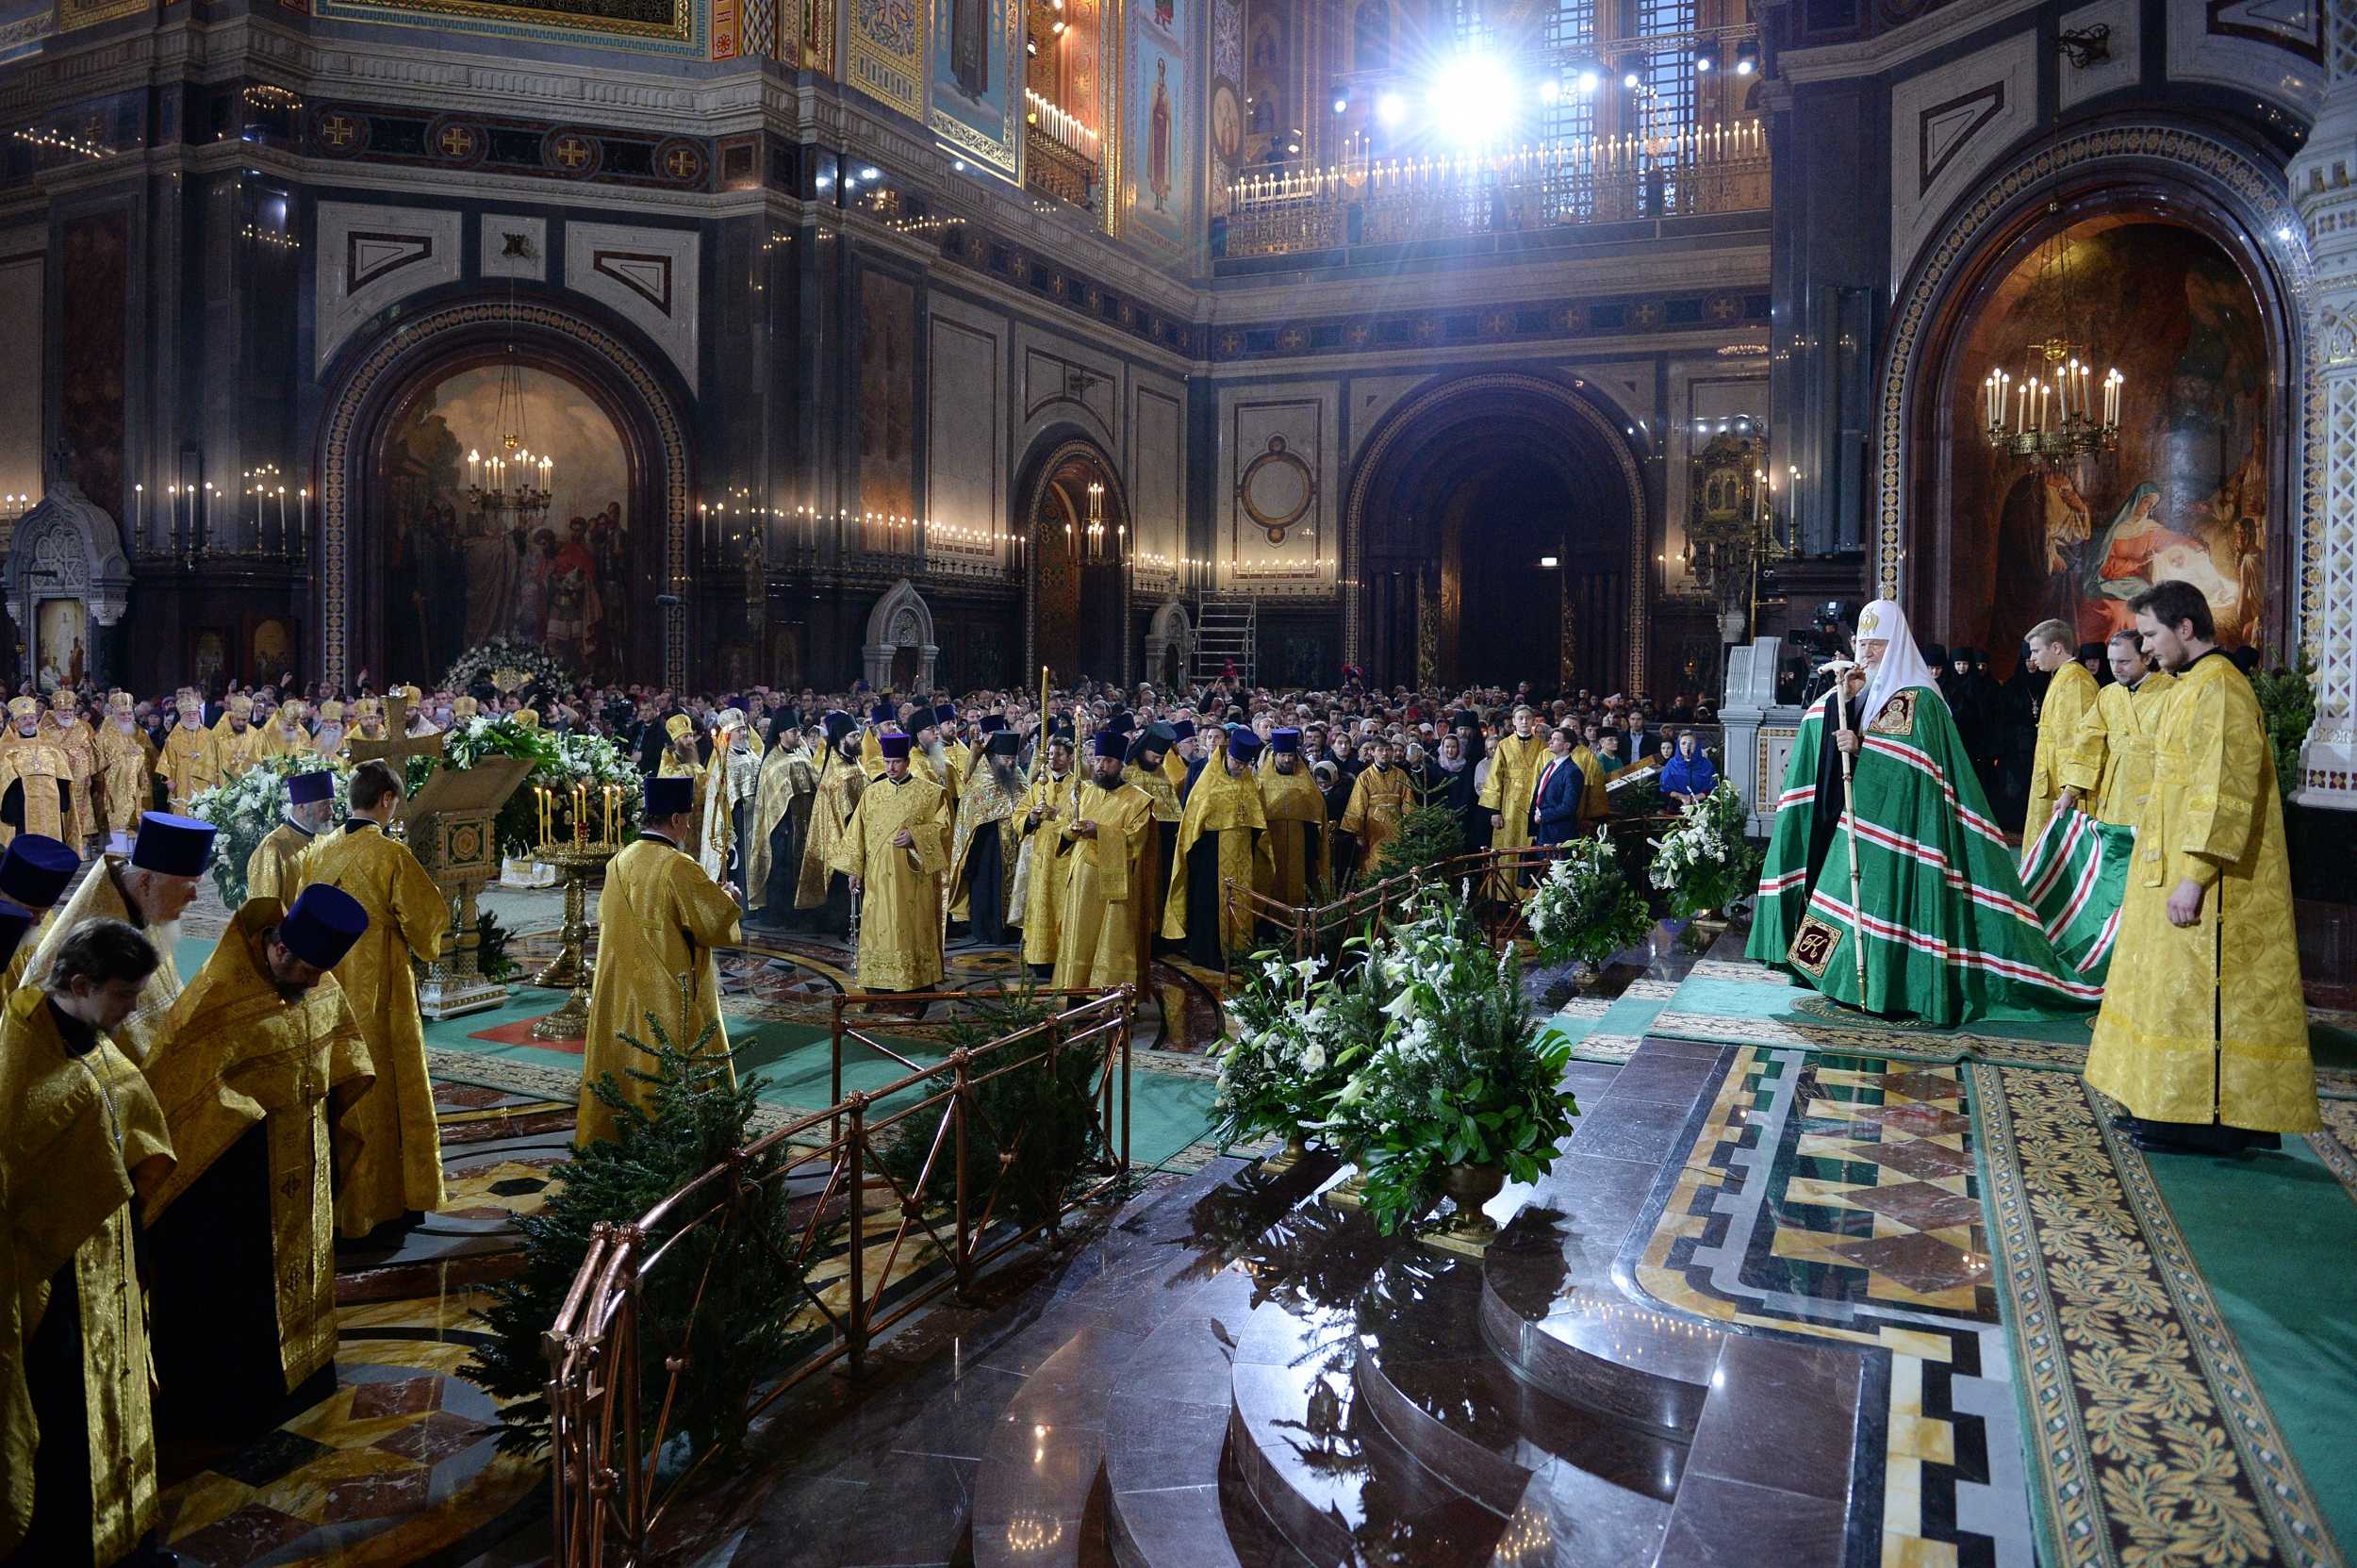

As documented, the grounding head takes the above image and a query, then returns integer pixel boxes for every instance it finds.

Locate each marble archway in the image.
[863,578,939,693]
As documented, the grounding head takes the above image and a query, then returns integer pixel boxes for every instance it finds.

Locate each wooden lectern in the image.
[400,755,534,1019]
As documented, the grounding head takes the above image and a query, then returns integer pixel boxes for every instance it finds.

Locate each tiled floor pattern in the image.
[1632,1047,2034,1568]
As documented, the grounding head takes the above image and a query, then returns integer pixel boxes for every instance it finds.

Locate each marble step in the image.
[1350,1250,1682,1564]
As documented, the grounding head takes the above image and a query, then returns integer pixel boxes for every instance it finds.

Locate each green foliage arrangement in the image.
[464,1016,814,1461]
[871,981,1112,1227]
[440,636,579,705]
[1526,829,1655,969]
[2251,654,2316,804]
[1210,942,1381,1147]
[474,907,519,982]
[1321,893,1578,1235]
[1645,781,1759,919]
[1371,802,1466,883]
[443,716,644,856]
[187,755,350,908]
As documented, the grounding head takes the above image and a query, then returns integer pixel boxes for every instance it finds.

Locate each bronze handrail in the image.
[543,985,1133,1567]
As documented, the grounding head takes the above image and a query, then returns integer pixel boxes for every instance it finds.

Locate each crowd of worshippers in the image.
[0,764,452,1568]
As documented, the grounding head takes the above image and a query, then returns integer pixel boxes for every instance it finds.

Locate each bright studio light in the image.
[1376,91,1408,125]
[1624,71,1640,89]
[1426,55,1518,147]
[1539,78,1559,102]
[1576,69,1600,92]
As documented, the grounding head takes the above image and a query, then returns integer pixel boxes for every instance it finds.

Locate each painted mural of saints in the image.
[1149,55,1173,211]
[949,0,988,101]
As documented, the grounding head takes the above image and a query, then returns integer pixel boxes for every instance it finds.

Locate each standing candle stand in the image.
[530,782,627,1042]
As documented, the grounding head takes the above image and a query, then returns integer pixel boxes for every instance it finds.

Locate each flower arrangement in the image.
[188,754,352,907]
[1211,946,1378,1149]
[440,637,578,706]
[1646,781,1758,919]
[418,715,642,856]
[1526,829,1654,970]
[1321,893,1577,1235]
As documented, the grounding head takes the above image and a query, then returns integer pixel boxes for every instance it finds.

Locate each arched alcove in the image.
[1016,434,1133,685]
[864,578,940,692]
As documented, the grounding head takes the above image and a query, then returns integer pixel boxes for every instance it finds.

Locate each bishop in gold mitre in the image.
[576,774,743,1148]
[25,810,213,1065]
[207,692,272,786]
[1162,725,1266,967]
[311,698,350,759]
[1477,704,1548,894]
[1051,729,1156,993]
[0,696,74,848]
[140,883,373,1442]
[94,692,156,838]
[1014,727,1081,977]
[1255,726,1329,906]
[261,697,312,759]
[1,913,176,1568]
[157,695,216,809]
[44,690,97,850]
[296,759,449,1239]
[0,833,78,993]
[829,730,949,994]
[247,767,338,904]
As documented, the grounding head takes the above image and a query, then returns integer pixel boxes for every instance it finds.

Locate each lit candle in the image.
[574,783,587,845]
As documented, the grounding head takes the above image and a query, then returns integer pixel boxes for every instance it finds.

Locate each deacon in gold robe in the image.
[94,692,156,836]
[2022,617,2100,860]
[311,698,350,760]
[0,914,176,1568]
[2085,583,2317,1149]
[0,834,78,994]
[25,810,213,1064]
[829,732,949,993]
[1051,731,1157,993]
[0,697,73,848]
[260,699,313,760]
[1339,736,1412,873]
[140,885,372,1439]
[947,725,1026,947]
[746,722,819,925]
[298,760,450,1238]
[1478,706,1548,893]
[1015,731,1082,976]
[576,775,743,1148]
[1162,727,1268,966]
[2060,631,2178,827]
[207,692,272,785]
[157,697,216,809]
[796,717,866,937]
[247,767,337,903]
[1255,727,1329,906]
[43,692,95,850]
[699,708,762,889]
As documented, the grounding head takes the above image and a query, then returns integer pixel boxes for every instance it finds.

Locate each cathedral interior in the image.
[6,0,2357,1561]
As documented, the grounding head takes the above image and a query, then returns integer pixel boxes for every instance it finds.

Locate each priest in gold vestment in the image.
[25,811,213,1064]
[2022,618,2100,859]
[1015,730,1081,976]
[746,721,819,925]
[1256,727,1328,905]
[141,885,372,1439]
[157,696,216,809]
[576,775,744,1148]
[796,717,865,937]
[1051,731,1157,993]
[1339,736,1411,871]
[1478,706,1548,892]
[44,691,96,850]
[1163,727,1267,966]
[0,696,74,848]
[2061,631,2177,827]
[947,726,1025,947]
[298,760,450,1237]
[830,732,949,993]
[246,768,337,903]
[1,914,176,1567]
[2085,585,2316,1149]
[94,693,156,837]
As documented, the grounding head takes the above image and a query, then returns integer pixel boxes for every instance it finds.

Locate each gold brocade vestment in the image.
[94,724,156,836]
[2084,652,2316,1132]
[246,820,316,903]
[207,720,272,787]
[745,745,817,914]
[1162,754,1267,955]
[2063,670,2177,827]
[0,733,73,847]
[25,858,184,1063]
[948,759,1023,922]
[1339,764,1410,868]
[0,987,175,1564]
[1255,761,1330,906]
[158,722,214,809]
[260,721,310,760]
[298,822,451,1235]
[47,717,96,846]
[143,900,373,1397]
[1569,745,1611,823]
[1014,768,1081,969]
[576,833,744,1148]
[2024,660,2100,862]
[1477,732,1548,897]
[829,773,949,991]
[1051,779,1155,992]
[796,752,865,911]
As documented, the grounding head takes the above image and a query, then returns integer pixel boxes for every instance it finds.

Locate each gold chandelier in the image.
[1981,207,2123,468]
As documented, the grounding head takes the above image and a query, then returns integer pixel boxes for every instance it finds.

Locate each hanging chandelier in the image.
[1981,206,2123,468]
[467,288,554,527]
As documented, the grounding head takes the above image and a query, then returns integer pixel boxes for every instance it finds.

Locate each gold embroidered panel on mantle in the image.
[849,0,926,120]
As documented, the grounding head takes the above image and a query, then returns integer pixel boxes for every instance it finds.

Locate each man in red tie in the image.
[1528,725,1586,849]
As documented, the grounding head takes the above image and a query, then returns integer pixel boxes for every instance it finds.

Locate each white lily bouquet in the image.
[1645,781,1757,919]
[1527,828,1654,969]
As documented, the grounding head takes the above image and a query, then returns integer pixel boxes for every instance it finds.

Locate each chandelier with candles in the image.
[467,293,554,528]
[1980,207,2123,468]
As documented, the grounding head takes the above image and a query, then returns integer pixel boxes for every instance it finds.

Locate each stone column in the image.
[2291,52,2357,808]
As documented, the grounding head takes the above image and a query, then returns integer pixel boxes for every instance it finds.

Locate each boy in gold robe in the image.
[1478,705,1547,894]
[1,914,176,1567]
[1163,727,1268,966]
[576,775,743,1147]
[2022,617,2099,859]
[298,760,449,1238]
[1016,729,1082,977]
[157,696,215,809]
[25,811,212,1064]
[141,884,372,1439]
[1052,731,1156,993]
[1340,736,1412,873]
[830,732,949,994]
[2085,581,2317,1152]
[94,693,155,837]
[2060,629,2177,827]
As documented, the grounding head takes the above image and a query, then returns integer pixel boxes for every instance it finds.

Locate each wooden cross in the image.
[344,689,447,777]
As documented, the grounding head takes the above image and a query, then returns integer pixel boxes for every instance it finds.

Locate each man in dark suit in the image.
[1527,725,1587,849]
